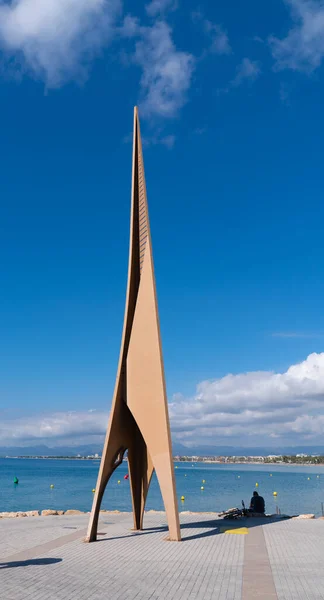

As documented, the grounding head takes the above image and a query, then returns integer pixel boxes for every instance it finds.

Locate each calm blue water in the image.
[1,459,324,516]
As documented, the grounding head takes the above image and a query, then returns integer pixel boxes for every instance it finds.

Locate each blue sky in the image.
[1,0,324,449]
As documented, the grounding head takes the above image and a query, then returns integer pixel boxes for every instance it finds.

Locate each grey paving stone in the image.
[0,513,244,600]
[1,512,323,600]
[264,519,324,600]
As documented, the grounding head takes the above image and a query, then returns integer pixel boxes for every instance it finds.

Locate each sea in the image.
[1,459,324,517]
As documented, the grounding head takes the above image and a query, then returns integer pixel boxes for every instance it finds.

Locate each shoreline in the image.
[1,456,101,461]
[0,508,322,520]
[200,461,324,467]
[2,456,324,467]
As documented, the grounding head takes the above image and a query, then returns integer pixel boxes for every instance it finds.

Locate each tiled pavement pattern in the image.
[264,519,324,600]
[1,513,324,599]
[242,526,277,600]
[0,513,90,557]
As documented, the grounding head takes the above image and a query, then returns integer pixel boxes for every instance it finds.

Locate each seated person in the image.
[249,491,265,514]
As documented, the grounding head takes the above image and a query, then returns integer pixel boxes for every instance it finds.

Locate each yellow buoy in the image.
[118,480,121,484]
[238,475,240,479]
[270,474,272,477]
[92,489,96,493]
[202,479,206,484]
[255,482,259,487]
[317,475,320,479]
[175,466,178,469]
[185,474,187,477]
[201,486,204,490]
[181,496,185,501]
[307,477,310,480]
[273,491,277,496]
[50,484,54,489]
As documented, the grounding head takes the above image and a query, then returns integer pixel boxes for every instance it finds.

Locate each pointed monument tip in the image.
[134,106,138,115]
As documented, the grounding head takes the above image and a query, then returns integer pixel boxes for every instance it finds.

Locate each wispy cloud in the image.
[272,332,322,339]
[0,0,121,87]
[159,134,176,147]
[231,57,261,86]
[218,57,261,95]
[136,22,194,118]
[142,132,176,148]
[122,18,195,118]
[279,81,291,105]
[0,1,193,120]
[192,11,231,56]
[270,0,324,72]
[0,410,108,446]
[204,21,232,55]
[145,0,177,17]
[124,125,177,148]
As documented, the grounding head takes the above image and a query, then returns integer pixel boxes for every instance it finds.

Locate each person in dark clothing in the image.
[249,491,265,514]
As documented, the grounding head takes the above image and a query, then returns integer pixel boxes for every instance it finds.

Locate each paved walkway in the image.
[1,512,323,599]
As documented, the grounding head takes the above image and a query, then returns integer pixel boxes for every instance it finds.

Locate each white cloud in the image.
[136,21,194,118]
[218,57,261,95]
[231,57,261,86]
[145,0,177,17]
[2,353,324,448]
[270,0,324,72]
[123,19,195,118]
[119,14,139,38]
[204,21,231,55]
[0,410,108,446]
[169,352,324,445]
[0,2,194,120]
[0,0,121,87]
[192,11,231,56]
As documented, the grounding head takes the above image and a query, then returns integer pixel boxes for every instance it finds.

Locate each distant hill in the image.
[0,444,103,457]
[172,443,324,456]
[1,442,324,457]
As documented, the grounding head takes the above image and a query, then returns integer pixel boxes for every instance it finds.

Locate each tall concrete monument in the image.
[86,107,181,543]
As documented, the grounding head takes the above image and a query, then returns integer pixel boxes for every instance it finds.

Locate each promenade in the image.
[1,512,323,600]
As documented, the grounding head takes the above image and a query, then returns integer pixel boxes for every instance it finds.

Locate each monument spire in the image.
[86,107,181,543]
